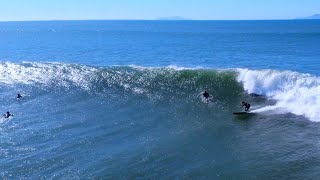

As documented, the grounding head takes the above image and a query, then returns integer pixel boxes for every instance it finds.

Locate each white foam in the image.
[166,65,203,71]
[125,64,203,71]
[237,69,320,122]
[0,62,97,90]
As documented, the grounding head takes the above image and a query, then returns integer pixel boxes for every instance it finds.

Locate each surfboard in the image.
[233,112,255,115]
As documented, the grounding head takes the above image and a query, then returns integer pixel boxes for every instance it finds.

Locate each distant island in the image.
[156,16,190,20]
[299,14,320,19]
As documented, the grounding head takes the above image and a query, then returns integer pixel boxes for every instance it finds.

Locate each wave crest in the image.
[0,62,97,90]
[237,69,320,122]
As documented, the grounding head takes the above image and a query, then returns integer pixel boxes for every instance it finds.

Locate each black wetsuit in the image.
[242,102,251,112]
[4,112,12,118]
[203,91,209,100]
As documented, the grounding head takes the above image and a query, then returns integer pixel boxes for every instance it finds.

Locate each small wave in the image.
[237,68,320,122]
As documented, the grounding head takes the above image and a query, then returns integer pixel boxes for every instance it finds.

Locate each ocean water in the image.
[0,20,320,179]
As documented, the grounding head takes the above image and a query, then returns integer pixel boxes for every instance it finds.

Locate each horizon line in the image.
[0,18,316,22]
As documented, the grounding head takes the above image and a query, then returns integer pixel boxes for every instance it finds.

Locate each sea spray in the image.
[237,69,320,121]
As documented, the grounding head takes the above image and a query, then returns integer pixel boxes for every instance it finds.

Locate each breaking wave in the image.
[237,69,320,122]
[0,62,319,121]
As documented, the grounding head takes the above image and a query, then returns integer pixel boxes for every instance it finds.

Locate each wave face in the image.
[0,62,319,122]
[237,69,320,122]
[0,62,241,99]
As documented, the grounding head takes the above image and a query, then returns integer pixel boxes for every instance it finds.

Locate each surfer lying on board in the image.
[203,91,210,102]
[242,102,251,112]
[17,93,22,99]
[3,111,13,118]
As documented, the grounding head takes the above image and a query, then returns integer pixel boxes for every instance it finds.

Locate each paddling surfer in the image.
[17,93,22,99]
[3,111,13,118]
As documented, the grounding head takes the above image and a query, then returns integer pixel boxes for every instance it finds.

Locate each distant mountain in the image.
[299,14,320,19]
[156,16,189,20]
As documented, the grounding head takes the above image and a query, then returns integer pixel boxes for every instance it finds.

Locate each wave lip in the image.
[237,68,320,122]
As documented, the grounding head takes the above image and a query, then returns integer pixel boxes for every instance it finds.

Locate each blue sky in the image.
[0,0,319,21]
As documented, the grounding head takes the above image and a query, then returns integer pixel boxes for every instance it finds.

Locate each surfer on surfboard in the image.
[203,91,210,102]
[242,101,251,112]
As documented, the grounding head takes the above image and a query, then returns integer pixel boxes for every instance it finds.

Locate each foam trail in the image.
[251,106,284,114]
[237,69,320,122]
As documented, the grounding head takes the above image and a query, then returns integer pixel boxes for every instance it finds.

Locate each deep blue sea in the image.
[0,20,320,179]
